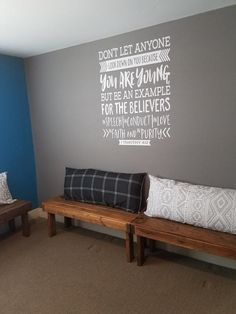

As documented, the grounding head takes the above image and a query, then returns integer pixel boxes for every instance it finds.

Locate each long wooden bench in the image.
[0,200,32,236]
[133,214,236,266]
[42,196,138,262]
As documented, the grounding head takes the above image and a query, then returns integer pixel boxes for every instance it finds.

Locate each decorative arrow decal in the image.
[163,127,171,138]
[103,129,110,138]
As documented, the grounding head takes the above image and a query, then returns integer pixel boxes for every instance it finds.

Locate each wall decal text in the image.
[98,36,171,146]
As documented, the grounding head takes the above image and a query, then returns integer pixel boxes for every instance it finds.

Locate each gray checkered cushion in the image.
[64,168,146,213]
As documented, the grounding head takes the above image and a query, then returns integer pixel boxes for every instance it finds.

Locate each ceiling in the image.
[0,0,235,58]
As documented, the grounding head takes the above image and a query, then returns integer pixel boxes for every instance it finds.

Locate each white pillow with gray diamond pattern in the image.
[145,174,236,234]
[0,172,16,204]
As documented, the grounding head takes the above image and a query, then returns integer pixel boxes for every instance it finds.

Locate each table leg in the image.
[149,239,156,253]
[126,231,134,263]
[48,213,56,237]
[64,216,72,228]
[21,213,30,237]
[8,219,16,232]
[137,235,145,266]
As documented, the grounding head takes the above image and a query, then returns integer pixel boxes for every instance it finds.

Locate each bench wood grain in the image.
[133,214,236,266]
[42,196,137,262]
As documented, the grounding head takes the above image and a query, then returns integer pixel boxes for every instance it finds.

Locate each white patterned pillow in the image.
[0,172,16,204]
[145,175,236,234]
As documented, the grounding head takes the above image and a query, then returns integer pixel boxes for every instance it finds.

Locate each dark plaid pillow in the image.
[64,168,146,213]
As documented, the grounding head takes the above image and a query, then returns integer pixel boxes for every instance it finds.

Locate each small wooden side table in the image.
[0,200,32,236]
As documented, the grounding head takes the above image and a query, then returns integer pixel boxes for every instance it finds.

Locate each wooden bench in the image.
[133,214,236,266]
[0,200,32,236]
[42,196,138,262]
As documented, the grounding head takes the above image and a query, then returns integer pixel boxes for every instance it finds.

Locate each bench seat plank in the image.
[133,214,236,265]
[42,196,136,231]
[42,196,138,262]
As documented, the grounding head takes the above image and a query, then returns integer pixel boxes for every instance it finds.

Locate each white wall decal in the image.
[98,36,171,146]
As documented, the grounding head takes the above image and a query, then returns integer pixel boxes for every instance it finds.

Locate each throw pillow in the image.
[0,172,16,204]
[145,174,236,234]
[64,168,146,213]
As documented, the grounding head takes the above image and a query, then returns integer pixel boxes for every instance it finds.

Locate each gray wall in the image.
[25,6,236,268]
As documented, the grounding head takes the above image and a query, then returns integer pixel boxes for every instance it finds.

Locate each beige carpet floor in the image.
[0,215,236,314]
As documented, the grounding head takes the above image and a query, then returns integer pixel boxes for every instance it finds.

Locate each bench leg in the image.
[48,213,56,237]
[126,231,134,263]
[64,216,72,228]
[137,235,145,266]
[8,219,16,232]
[21,213,30,237]
[149,239,156,253]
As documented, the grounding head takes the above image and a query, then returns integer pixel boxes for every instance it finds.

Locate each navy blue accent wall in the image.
[0,54,37,207]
